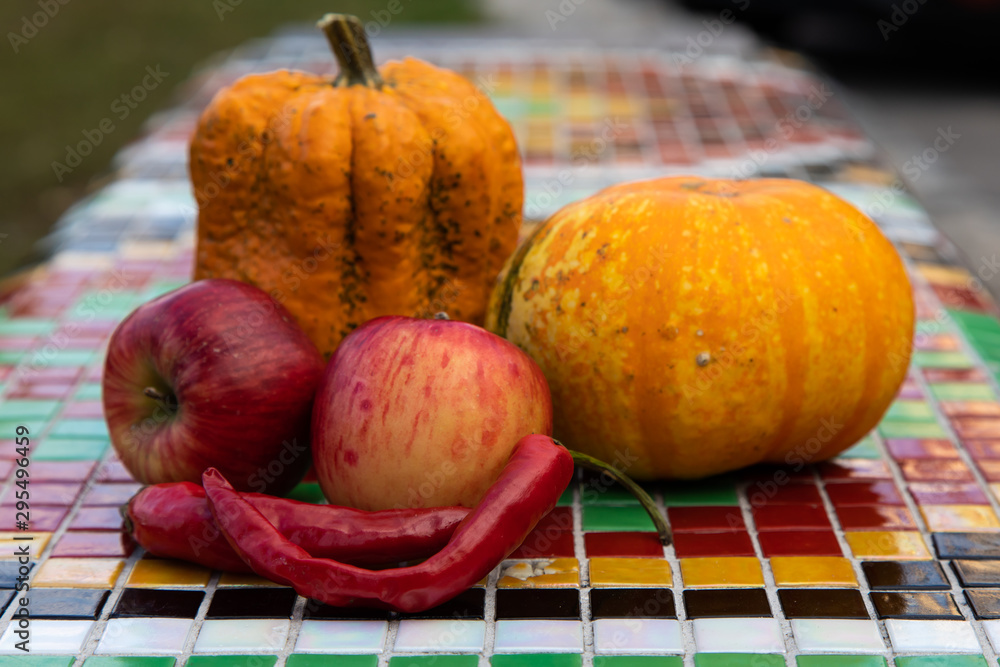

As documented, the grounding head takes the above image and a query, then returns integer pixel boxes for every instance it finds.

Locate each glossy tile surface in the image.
[691,618,785,653]
[789,619,886,653]
[769,557,858,587]
[588,558,673,588]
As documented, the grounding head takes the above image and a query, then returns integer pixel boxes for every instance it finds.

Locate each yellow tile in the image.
[845,531,931,560]
[770,557,858,587]
[680,557,764,588]
[127,558,212,588]
[589,557,673,588]
[920,504,1000,532]
[33,557,125,588]
[217,572,289,588]
[497,558,579,588]
[0,532,51,556]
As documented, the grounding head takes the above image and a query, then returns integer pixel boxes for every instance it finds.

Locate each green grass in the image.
[1,0,479,277]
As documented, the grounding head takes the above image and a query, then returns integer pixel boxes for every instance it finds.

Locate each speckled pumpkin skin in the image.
[191,60,522,359]
[486,177,915,479]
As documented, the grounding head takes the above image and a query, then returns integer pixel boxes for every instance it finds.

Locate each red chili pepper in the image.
[125,481,470,572]
[203,433,574,611]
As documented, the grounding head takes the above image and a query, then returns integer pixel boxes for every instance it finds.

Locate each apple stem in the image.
[143,386,177,412]
[564,446,672,546]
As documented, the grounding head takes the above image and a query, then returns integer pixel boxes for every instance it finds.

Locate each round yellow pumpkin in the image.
[485,176,915,479]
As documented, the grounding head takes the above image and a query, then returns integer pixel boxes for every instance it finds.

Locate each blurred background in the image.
[3,0,999,295]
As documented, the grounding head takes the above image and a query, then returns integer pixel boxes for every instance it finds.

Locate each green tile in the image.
[838,436,882,459]
[948,309,1000,335]
[491,656,582,667]
[83,659,176,667]
[139,280,188,301]
[582,505,656,532]
[556,487,574,507]
[75,382,103,400]
[694,655,785,667]
[930,383,997,401]
[912,351,975,369]
[0,319,57,336]
[48,419,110,440]
[877,420,949,439]
[0,399,60,420]
[582,485,641,505]
[286,657,377,667]
[29,349,95,366]
[797,657,887,667]
[884,400,937,422]
[390,657,479,667]
[286,482,326,504]
[185,658,277,667]
[32,437,109,461]
[0,420,45,437]
[896,657,987,667]
[661,477,739,506]
[0,351,24,364]
[594,658,683,667]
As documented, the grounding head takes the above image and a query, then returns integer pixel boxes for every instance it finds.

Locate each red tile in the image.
[61,401,106,419]
[1,483,82,506]
[884,439,959,459]
[908,482,990,505]
[29,461,96,483]
[672,531,756,558]
[897,383,925,400]
[977,460,1000,482]
[0,461,12,480]
[758,530,842,557]
[826,481,905,506]
[17,366,83,383]
[930,284,992,313]
[952,418,1000,440]
[94,460,137,483]
[535,507,574,534]
[0,336,37,351]
[964,440,1000,459]
[82,483,142,506]
[6,383,75,400]
[923,367,989,383]
[898,459,974,482]
[584,531,664,557]
[1,505,68,531]
[836,505,916,530]
[52,531,134,558]
[819,459,892,481]
[941,401,1000,418]
[511,529,575,558]
[752,504,832,530]
[746,483,822,507]
[70,506,126,532]
[668,506,745,532]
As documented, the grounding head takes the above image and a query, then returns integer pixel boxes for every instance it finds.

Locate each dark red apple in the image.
[102,278,324,495]
[312,315,553,510]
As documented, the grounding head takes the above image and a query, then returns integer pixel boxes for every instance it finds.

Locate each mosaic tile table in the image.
[3,25,1000,667]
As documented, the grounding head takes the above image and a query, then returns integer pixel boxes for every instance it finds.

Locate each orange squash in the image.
[486,177,915,479]
[191,14,522,359]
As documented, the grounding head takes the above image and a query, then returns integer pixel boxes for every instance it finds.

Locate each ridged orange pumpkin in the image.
[486,177,915,479]
[191,14,522,359]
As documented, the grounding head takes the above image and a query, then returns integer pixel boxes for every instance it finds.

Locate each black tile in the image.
[0,590,13,615]
[862,561,950,590]
[398,588,485,620]
[933,532,1000,559]
[953,559,1000,587]
[496,589,580,619]
[31,589,109,619]
[206,588,298,619]
[113,589,204,618]
[590,588,675,619]
[966,589,1000,619]
[683,589,771,618]
[0,561,30,589]
[870,591,963,620]
[778,589,869,619]
[302,600,391,621]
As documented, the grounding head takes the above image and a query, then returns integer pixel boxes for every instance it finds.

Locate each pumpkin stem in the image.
[317,13,384,89]
[562,444,672,546]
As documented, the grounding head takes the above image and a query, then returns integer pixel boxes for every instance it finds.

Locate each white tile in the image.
[790,619,885,653]
[192,619,290,653]
[295,620,389,654]
[494,620,584,653]
[594,618,684,654]
[394,620,486,652]
[885,619,981,653]
[0,620,93,654]
[96,618,192,654]
[693,617,786,653]
[979,619,1000,654]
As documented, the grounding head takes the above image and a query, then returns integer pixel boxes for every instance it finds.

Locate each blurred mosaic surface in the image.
[2,27,1000,666]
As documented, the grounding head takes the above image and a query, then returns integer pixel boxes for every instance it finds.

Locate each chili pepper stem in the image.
[562,444,672,546]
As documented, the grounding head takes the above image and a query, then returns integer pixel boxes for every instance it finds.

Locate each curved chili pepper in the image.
[203,433,575,611]
[125,481,470,572]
